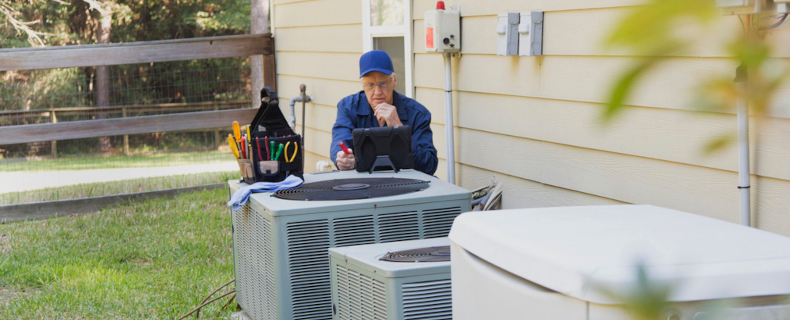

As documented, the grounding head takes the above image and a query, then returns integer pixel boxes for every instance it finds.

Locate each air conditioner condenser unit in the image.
[330,237,452,320]
[230,170,470,320]
[450,205,790,320]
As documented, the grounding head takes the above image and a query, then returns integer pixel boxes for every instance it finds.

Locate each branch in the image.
[1,0,71,47]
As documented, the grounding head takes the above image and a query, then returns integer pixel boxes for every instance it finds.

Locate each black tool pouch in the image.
[248,87,304,183]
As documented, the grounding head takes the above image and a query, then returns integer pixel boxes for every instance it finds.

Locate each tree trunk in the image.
[95,2,112,152]
[251,0,271,105]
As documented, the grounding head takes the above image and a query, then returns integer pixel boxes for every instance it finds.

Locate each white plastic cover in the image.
[449,205,790,304]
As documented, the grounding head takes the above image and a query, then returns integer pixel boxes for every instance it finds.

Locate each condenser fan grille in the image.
[273,178,430,201]
[380,245,451,262]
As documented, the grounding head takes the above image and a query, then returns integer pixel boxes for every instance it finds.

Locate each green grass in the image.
[0,151,233,172]
[0,171,239,205]
[0,187,236,319]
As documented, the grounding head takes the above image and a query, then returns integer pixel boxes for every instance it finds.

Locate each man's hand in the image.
[336,149,356,170]
[373,102,403,127]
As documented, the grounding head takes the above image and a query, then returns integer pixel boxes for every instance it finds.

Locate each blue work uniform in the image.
[330,91,438,176]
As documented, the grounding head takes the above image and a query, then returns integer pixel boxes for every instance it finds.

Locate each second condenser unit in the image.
[330,237,453,320]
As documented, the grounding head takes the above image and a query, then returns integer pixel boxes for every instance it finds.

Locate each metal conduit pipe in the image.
[736,65,751,227]
[443,52,456,185]
[288,86,313,133]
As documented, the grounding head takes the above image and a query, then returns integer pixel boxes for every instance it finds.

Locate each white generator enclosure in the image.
[230,170,470,320]
[329,238,452,320]
[449,205,790,320]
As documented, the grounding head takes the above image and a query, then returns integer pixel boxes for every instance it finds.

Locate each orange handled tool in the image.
[232,121,241,144]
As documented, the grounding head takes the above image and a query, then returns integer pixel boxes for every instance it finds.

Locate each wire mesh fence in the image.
[0,58,252,206]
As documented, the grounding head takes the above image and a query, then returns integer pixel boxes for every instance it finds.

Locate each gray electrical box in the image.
[715,0,763,15]
[518,11,543,56]
[496,13,519,56]
[424,5,461,53]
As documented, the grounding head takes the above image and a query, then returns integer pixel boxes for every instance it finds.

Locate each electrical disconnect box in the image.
[518,11,543,56]
[775,0,790,13]
[715,0,764,15]
[424,1,461,53]
[496,13,519,56]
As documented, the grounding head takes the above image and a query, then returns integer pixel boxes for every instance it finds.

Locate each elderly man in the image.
[330,50,438,175]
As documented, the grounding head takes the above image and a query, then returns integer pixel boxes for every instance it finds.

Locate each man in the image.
[330,50,438,175]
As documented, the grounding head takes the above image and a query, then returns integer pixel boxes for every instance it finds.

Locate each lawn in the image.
[0,187,236,319]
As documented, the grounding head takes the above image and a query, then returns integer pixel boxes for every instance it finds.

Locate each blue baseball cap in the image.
[359,50,393,78]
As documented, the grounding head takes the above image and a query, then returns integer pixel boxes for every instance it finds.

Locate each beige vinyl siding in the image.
[459,164,626,208]
[275,0,790,235]
[273,0,364,170]
[411,0,641,17]
[275,25,363,53]
[274,0,361,28]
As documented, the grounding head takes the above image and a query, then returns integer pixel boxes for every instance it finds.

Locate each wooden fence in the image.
[0,34,275,220]
[1,101,251,156]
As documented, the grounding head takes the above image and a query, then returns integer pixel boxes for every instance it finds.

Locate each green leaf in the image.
[602,58,657,122]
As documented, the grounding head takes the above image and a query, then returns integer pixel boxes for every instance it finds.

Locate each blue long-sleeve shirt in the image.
[331,91,438,175]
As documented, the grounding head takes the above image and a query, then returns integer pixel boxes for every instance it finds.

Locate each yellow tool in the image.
[232,121,241,143]
[227,134,240,159]
[284,141,298,163]
[245,125,252,159]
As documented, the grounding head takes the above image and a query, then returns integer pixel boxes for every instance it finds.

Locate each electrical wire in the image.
[183,279,235,319]
[760,13,789,30]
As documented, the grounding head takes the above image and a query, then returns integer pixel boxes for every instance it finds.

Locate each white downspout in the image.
[736,65,750,227]
[443,52,456,185]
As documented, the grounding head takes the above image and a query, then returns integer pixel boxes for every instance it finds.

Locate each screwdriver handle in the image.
[232,121,241,143]
[274,143,284,161]
[227,135,240,159]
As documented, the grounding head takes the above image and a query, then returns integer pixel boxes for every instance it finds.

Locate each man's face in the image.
[361,71,396,108]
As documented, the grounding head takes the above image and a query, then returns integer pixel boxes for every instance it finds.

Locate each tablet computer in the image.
[352,125,414,173]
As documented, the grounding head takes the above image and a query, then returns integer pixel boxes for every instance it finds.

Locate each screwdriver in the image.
[245,125,252,158]
[232,121,242,150]
[274,143,284,161]
[227,134,240,159]
[240,137,247,159]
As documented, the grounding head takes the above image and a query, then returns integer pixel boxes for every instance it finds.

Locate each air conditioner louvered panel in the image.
[286,220,333,320]
[234,206,277,320]
[422,207,462,239]
[234,207,251,314]
[335,265,387,320]
[402,279,453,320]
[334,216,375,247]
[379,211,420,242]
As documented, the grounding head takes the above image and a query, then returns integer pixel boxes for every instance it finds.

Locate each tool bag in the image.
[240,87,304,184]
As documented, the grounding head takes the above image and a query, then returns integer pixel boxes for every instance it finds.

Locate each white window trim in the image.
[361,0,414,98]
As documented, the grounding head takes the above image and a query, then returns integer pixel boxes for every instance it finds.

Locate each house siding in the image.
[273,0,790,236]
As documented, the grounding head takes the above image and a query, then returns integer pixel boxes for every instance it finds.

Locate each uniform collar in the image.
[356,91,409,121]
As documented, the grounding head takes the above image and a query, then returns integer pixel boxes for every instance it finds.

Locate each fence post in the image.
[50,110,57,158]
[122,107,130,156]
[214,104,221,149]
